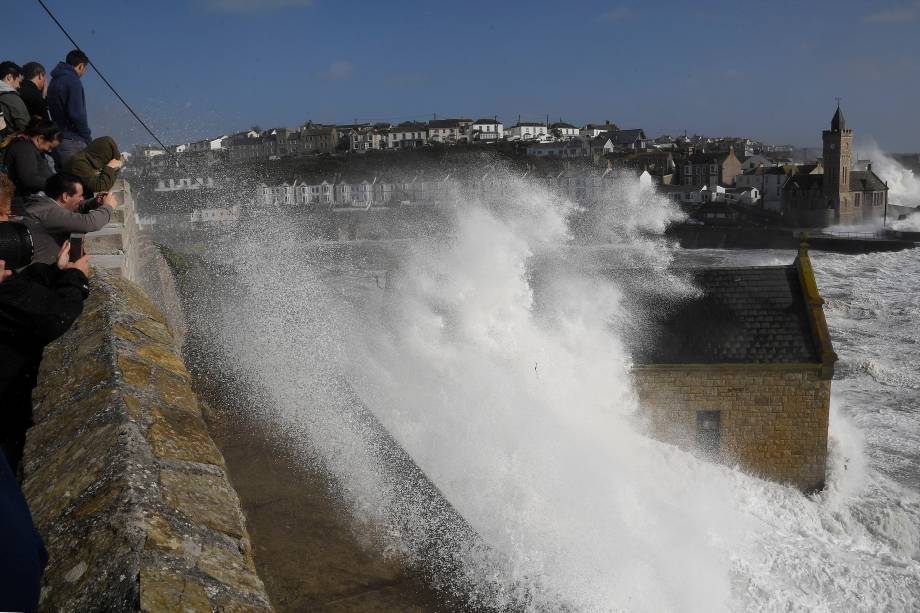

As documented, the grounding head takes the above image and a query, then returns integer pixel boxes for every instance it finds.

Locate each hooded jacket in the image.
[46,63,90,144]
[4,137,53,200]
[21,194,112,265]
[62,137,119,194]
[0,81,29,134]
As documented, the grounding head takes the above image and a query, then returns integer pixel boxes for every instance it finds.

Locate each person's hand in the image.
[56,240,72,270]
[95,192,118,209]
[0,260,11,283]
[106,158,124,170]
[57,241,91,276]
[63,254,91,278]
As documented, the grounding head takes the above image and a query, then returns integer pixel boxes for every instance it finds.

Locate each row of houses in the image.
[252,169,660,209]
[135,117,656,164]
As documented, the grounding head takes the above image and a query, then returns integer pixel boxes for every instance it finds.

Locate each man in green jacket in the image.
[62,136,123,195]
[0,62,29,136]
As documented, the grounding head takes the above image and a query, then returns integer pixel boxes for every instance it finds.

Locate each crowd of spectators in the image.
[0,48,125,613]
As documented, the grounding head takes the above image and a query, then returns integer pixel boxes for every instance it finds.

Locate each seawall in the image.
[20,183,274,612]
[667,224,918,253]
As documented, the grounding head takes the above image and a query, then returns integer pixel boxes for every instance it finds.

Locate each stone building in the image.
[783,105,889,227]
[631,244,836,492]
[681,148,742,187]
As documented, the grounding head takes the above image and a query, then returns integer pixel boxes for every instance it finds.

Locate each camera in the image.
[0,222,34,269]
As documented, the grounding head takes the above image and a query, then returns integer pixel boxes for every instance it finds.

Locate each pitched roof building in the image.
[783,104,889,227]
[631,244,836,492]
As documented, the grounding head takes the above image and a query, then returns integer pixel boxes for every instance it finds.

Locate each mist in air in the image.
[187,167,920,611]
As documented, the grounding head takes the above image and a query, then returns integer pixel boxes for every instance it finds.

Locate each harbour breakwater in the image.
[667,224,918,253]
[20,185,275,612]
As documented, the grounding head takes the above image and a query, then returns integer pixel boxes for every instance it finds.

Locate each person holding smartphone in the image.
[0,190,89,612]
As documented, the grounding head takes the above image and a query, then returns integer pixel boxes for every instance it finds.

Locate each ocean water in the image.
[201,171,920,612]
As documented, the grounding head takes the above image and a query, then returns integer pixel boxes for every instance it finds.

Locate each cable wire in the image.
[35,0,171,153]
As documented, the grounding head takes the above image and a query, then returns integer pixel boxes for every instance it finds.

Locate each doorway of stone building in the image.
[696,411,721,459]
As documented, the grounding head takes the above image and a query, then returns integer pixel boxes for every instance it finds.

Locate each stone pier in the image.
[21,181,275,612]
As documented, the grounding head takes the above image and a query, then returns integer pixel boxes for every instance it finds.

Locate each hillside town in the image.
[129,105,900,233]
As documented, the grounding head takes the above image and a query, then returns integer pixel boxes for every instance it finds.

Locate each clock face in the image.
[829,143,836,150]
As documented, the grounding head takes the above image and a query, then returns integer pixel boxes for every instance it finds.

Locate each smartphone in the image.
[69,234,84,262]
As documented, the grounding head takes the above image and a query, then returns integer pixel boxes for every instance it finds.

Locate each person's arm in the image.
[69,156,116,193]
[6,261,89,344]
[9,96,29,131]
[40,200,112,234]
[69,83,91,143]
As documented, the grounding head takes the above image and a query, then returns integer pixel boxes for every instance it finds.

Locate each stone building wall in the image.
[632,365,831,492]
[22,271,274,612]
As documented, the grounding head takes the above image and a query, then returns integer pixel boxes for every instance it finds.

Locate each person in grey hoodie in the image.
[21,173,117,265]
[0,62,29,136]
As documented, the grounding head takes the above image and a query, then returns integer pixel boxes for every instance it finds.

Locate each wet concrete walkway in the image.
[203,404,446,612]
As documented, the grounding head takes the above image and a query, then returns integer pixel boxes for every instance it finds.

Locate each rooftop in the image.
[630,264,821,365]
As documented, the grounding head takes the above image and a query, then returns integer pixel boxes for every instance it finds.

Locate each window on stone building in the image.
[696,411,721,458]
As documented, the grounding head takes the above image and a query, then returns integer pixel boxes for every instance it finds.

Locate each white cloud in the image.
[202,0,313,13]
[863,1,920,23]
[601,6,632,22]
[320,61,354,81]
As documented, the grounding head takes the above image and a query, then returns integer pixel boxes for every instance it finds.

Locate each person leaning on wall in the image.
[21,173,117,265]
[63,136,123,196]
[4,118,61,214]
[0,172,90,613]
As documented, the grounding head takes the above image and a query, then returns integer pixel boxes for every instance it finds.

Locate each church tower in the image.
[822,103,853,211]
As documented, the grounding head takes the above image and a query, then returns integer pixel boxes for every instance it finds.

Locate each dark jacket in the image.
[18,80,48,121]
[0,452,47,613]
[22,194,112,264]
[0,261,88,397]
[46,63,90,144]
[63,137,119,194]
[0,82,29,135]
[4,137,53,200]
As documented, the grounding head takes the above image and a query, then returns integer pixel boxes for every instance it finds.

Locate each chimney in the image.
[867,162,872,173]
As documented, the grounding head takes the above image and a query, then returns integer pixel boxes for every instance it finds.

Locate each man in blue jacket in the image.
[47,50,91,164]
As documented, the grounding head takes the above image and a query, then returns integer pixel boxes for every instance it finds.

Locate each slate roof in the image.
[688,151,730,164]
[850,170,888,192]
[631,265,820,365]
[609,128,646,144]
[784,174,824,191]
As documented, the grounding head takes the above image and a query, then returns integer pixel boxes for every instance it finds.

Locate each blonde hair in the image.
[0,174,14,217]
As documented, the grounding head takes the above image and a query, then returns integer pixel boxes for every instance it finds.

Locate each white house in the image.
[550,122,580,139]
[386,122,429,149]
[470,118,504,142]
[580,122,618,138]
[154,177,216,192]
[427,118,472,144]
[526,137,591,158]
[190,206,240,224]
[506,122,548,141]
[724,186,761,206]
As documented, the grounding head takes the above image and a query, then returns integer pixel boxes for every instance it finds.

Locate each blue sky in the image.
[6,0,920,151]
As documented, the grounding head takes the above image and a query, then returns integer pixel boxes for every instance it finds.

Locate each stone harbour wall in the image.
[22,271,274,612]
[632,365,831,492]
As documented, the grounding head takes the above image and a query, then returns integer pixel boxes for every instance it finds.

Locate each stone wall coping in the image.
[630,362,826,373]
[22,181,275,612]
